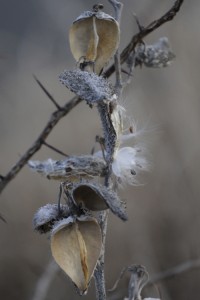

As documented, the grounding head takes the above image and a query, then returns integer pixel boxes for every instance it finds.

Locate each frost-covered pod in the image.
[71,181,127,221]
[51,216,102,294]
[33,204,70,233]
[69,6,120,74]
[59,69,113,105]
[135,37,175,68]
[28,155,107,181]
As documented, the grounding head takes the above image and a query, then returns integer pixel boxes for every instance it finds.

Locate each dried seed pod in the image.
[72,182,127,221]
[69,9,120,74]
[135,37,175,68]
[33,204,70,234]
[59,69,113,104]
[28,155,107,181]
[51,216,102,294]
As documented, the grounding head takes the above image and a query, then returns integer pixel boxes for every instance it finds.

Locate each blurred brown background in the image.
[0,0,200,299]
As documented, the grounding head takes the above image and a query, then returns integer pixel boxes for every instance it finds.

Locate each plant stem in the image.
[94,211,108,300]
[94,2,123,299]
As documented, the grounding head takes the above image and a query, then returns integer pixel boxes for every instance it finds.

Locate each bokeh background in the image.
[0,0,200,299]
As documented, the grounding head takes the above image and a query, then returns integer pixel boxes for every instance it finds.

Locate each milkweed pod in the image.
[33,204,70,234]
[29,156,107,181]
[72,182,127,221]
[69,9,120,74]
[59,69,113,104]
[51,216,102,294]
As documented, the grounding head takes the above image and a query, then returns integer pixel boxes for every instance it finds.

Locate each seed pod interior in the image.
[73,185,108,211]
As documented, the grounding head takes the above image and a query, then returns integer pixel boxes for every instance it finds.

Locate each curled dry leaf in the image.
[72,182,127,221]
[69,10,120,74]
[51,216,102,294]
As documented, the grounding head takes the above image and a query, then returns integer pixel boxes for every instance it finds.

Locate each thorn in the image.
[0,175,4,181]
[0,213,7,223]
[33,75,61,110]
[132,12,144,32]
[131,169,136,176]
[43,141,69,157]
[121,68,133,76]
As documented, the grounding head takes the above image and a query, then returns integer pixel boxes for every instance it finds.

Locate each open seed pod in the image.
[33,204,70,234]
[69,8,120,74]
[51,216,102,294]
[72,182,127,221]
[29,156,107,181]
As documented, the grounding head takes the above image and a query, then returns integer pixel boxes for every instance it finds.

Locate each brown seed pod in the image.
[69,10,120,74]
[72,182,127,221]
[51,216,102,294]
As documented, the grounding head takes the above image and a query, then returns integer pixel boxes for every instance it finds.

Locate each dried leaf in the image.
[69,10,119,74]
[51,216,102,294]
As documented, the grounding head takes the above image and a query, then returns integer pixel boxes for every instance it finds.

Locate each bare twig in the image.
[94,211,109,300]
[108,0,123,95]
[0,96,81,194]
[0,213,7,223]
[107,266,127,292]
[104,0,184,78]
[43,141,69,157]
[149,259,200,284]
[31,260,59,300]
[33,75,61,110]
[108,0,122,22]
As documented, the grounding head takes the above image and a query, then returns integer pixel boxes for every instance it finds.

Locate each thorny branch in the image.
[31,260,59,300]
[0,0,184,195]
[104,0,184,77]
[149,258,200,285]
[0,95,81,193]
